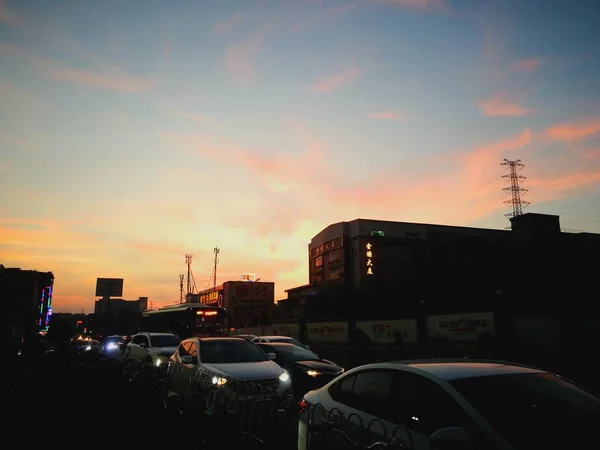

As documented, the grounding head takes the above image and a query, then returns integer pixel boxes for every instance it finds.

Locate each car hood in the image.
[292,360,341,373]
[152,346,178,357]
[201,361,283,380]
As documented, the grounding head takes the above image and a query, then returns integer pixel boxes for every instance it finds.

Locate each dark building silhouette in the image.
[278,213,600,321]
[0,265,54,356]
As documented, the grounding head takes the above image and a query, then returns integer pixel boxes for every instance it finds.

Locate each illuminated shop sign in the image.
[310,237,343,259]
[200,290,220,304]
[366,242,374,275]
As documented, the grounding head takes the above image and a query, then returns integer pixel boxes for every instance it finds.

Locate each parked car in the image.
[124,332,181,367]
[252,335,311,351]
[167,337,293,409]
[256,342,343,398]
[298,359,600,450]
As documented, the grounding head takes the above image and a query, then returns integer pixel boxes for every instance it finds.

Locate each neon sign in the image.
[366,242,374,276]
[197,310,218,316]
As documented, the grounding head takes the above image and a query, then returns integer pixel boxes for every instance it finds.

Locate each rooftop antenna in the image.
[213,247,220,289]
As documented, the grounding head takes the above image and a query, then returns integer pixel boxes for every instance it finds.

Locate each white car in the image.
[124,332,181,368]
[167,337,293,408]
[298,359,600,450]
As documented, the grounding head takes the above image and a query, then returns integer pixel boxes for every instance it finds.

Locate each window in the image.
[132,335,148,346]
[315,256,323,268]
[387,371,474,435]
[329,370,395,416]
[178,342,191,357]
[371,230,385,237]
[328,250,341,263]
[328,268,343,280]
[149,334,181,348]
[199,339,268,363]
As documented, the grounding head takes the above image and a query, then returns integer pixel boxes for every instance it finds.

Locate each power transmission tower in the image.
[501,159,530,219]
[213,247,220,289]
[179,274,184,304]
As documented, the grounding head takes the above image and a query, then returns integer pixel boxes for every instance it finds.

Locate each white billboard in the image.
[306,321,348,344]
[427,312,495,341]
[356,319,418,344]
[272,322,300,340]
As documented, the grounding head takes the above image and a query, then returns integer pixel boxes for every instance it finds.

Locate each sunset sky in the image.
[1,0,599,312]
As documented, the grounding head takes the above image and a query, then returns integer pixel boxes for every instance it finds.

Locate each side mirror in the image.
[431,427,471,450]
[267,352,277,360]
[181,355,194,364]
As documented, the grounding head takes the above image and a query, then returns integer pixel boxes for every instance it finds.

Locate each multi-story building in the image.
[0,265,54,355]
[93,296,148,315]
[280,213,600,321]
[193,280,275,329]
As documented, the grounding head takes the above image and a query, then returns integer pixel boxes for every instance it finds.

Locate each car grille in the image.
[231,378,279,394]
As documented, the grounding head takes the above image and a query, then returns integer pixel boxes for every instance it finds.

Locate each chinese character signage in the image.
[240,273,255,282]
[310,236,344,259]
[365,242,374,275]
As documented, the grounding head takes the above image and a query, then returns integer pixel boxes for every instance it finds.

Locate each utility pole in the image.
[185,254,193,295]
[179,274,184,304]
[501,159,530,219]
[213,247,220,289]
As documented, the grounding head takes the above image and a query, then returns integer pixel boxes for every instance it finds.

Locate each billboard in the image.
[356,319,418,344]
[306,321,348,344]
[95,278,123,297]
[426,312,495,342]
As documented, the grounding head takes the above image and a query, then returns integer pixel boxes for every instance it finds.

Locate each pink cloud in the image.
[511,58,542,73]
[310,65,361,93]
[544,117,600,142]
[0,42,153,93]
[479,93,531,117]
[369,111,403,121]
[224,33,263,83]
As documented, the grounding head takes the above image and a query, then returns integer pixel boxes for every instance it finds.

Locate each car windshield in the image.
[270,345,319,361]
[149,334,181,348]
[270,337,301,346]
[450,373,600,449]
[200,339,268,363]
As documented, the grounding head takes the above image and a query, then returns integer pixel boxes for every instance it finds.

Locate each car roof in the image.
[259,335,294,340]
[195,337,249,343]
[256,342,297,347]
[139,332,178,337]
[361,359,546,381]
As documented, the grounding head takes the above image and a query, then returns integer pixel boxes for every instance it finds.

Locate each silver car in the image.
[167,337,293,408]
[298,359,600,450]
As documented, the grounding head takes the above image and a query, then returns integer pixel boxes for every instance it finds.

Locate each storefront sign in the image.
[272,323,300,340]
[306,321,348,343]
[427,312,495,341]
[356,319,418,344]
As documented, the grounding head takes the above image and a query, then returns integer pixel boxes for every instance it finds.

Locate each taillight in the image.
[298,399,308,413]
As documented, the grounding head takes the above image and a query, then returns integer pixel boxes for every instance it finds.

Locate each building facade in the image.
[93,296,148,315]
[193,281,275,329]
[280,213,600,322]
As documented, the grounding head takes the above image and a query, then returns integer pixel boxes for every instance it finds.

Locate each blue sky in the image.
[1,0,599,311]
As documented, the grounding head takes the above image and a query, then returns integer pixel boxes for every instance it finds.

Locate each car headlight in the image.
[279,371,290,382]
[212,376,227,386]
[306,370,320,377]
[84,345,92,351]
[155,357,168,367]
[106,342,119,351]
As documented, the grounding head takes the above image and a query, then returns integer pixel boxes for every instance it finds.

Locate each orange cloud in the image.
[511,58,542,73]
[479,93,531,117]
[0,42,153,93]
[310,65,361,93]
[369,111,403,121]
[544,117,600,142]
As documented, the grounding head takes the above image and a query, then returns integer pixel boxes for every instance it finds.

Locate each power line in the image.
[501,159,530,220]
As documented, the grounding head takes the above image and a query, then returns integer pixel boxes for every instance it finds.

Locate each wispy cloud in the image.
[369,111,403,121]
[479,92,531,117]
[0,130,39,151]
[224,32,264,83]
[310,65,361,93]
[544,117,600,142]
[0,42,153,93]
[511,58,542,73]
[376,0,450,13]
